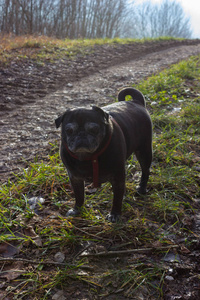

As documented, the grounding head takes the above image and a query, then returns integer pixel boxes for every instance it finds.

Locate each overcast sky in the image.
[133,0,200,38]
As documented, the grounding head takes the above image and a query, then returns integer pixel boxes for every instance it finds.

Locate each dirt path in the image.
[1,42,200,181]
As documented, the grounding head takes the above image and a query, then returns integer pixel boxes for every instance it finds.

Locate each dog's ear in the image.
[55,114,64,128]
[55,109,71,128]
[92,105,109,123]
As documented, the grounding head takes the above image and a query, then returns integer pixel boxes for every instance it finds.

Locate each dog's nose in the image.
[72,135,90,151]
[78,131,87,137]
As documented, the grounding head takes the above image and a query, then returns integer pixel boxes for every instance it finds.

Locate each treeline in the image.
[0,0,128,38]
[131,0,192,39]
[0,0,192,39]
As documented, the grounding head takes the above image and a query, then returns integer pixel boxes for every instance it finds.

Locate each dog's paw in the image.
[66,208,80,217]
[106,213,121,223]
[136,187,147,195]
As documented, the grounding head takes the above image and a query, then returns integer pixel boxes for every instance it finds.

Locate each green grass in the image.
[0,34,184,66]
[0,35,139,66]
[0,53,200,299]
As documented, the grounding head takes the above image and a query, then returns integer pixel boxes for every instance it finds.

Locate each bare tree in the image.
[0,0,192,39]
[0,0,130,38]
[128,0,192,39]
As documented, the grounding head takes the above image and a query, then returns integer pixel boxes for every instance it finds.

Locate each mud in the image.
[0,39,200,180]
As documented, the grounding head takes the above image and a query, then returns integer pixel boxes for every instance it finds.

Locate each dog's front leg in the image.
[107,174,126,222]
[66,176,84,217]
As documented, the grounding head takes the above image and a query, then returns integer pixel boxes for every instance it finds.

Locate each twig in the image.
[73,243,94,260]
[80,245,179,258]
[0,257,64,265]
[0,257,93,270]
[73,225,107,240]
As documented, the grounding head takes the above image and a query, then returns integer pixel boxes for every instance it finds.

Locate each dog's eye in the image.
[65,123,77,136]
[66,128,74,135]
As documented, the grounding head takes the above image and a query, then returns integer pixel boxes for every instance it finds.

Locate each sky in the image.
[133,0,200,38]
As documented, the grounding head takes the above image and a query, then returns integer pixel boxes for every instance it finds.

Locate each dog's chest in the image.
[67,155,113,185]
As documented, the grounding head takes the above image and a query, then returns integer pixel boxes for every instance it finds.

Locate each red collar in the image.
[63,118,114,188]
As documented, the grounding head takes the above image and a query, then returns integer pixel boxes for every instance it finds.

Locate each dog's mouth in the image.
[67,137,100,155]
[68,146,98,161]
[72,147,93,153]
[68,145,98,154]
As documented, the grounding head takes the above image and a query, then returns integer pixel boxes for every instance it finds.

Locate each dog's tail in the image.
[118,87,145,107]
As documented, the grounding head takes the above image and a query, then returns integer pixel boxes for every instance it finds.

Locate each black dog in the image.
[55,87,152,222]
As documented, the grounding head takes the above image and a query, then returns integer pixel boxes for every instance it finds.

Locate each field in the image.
[0,36,200,299]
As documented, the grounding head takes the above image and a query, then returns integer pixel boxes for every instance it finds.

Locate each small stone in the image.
[66,83,73,88]
[54,252,65,263]
[52,290,66,300]
[28,197,45,210]
[165,275,174,281]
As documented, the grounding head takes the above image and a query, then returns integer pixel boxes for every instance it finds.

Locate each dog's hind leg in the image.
[135,147,152,194]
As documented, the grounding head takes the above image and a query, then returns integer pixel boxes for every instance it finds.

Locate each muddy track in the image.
[0,39,200,181]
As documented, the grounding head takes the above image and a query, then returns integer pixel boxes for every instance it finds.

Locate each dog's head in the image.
[55,106,110,157]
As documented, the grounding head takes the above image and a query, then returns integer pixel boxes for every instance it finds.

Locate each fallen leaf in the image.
[0,292,10,300]
[0,242,19,258]
[0,262,24,281]
[180,245,191,254]
[23,226,42,247]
